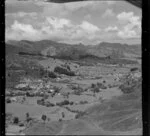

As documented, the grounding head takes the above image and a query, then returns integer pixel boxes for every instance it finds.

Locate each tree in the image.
[91,83,96,88]
[13,117,19,124]
[41,115,47,124]
[26,112,30,123]
[62,112,65,118]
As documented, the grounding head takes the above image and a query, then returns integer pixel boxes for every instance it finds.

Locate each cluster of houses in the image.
[6,77,63,104]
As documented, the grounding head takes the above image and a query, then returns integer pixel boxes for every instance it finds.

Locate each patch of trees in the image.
[41,115,47,124]
[39,68,57,78]
[47,71,57,78]
[37,99,55,107]
[75,111,87,119]
[90,82,107,96]
[19,86,32,92]
[54,66,75,76]
[6,98,11,103]
[119,77,141,94]
[130,67,139,72]
[79,101,88,105]
[91,82,107,90]
[13,117,19,124]
[56,100,74,106]
[18,51,42,56]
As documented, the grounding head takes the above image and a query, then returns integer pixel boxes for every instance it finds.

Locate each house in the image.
[15,83,28,89]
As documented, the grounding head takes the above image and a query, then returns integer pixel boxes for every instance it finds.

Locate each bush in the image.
[103,80,106,83]
[19,123,24,127]
[119,77,141,94]
[79,101,88,104]
[69,101,74,105]
[91,83,96,88]
[54,66,75,76]
[74,90,82,95]
[37,99,45,105]
[56,100,70,106]
[13,117,19,124]
[130,67,138,72]
[47,71,57,78]
[6,98,11,103]
[41,115,47,123]
[45,101,55,107]
[75,111,86,119]
[97,82,107,89]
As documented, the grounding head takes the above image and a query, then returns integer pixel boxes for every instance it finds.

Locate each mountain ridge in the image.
[6,40,141,59]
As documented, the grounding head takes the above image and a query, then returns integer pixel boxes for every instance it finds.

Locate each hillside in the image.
[6,40,141,59]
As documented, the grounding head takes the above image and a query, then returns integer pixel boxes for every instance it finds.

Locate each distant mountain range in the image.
[6,40,141,60]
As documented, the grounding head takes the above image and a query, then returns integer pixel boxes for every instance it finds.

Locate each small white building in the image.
[15,83,28,89]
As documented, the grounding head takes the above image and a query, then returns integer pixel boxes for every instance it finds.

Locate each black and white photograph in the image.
[5,0,142,135]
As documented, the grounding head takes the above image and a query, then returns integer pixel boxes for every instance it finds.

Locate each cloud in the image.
[104,26,118,32]
[102,9,115,18]
[84,14,91,20]
[45,17,72,29]
[6,20,40,41]
[117,11,141,26]
[6,18,101,44]
[79,21,100,33]
[6,12,37,18]
[37,1,115,18]
[117,11,141,39]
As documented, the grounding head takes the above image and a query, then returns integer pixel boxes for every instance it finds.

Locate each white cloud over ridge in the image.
[5,1,141,44]
[6,17,101,44]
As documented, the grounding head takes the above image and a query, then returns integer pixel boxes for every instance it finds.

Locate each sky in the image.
[5,0,142,45]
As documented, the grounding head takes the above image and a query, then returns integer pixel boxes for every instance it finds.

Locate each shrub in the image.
[130,67,138,72]
[119,77,141,94]
[13,117,19,124]
[59,119,62,122]
[74,90,81,95]
[45,101,55,107]
[54,66,75,76]
[75,111,86,119]
[26,112,32,123]
[47,71,57,78]
[62,112,65,118]
[79,101,88,104]
[6,98,11,103]
[103,80,106,83]
[41,115,47,123]
[91,83,96,88]
[97,83,107,89]
[92,87,100,94]
[19,123,24,127]
[56,100,70,106]
[37,99,44,105]
[69,101,74,105]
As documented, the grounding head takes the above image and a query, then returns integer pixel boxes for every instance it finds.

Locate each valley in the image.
[5,40,142,135]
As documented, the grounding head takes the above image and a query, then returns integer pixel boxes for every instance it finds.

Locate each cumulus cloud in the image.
[117,11,141,27]
[104,26,118,32]
[6,17,101,44]
[102,9,115,18]
[117,11,141,39]
[6,20,41,41]
[45,17,72,29]
[79,21,100,33]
